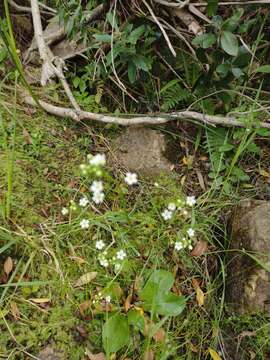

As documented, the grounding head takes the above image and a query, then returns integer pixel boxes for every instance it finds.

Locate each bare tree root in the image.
[23,95,270,128]
[30,0,80,113]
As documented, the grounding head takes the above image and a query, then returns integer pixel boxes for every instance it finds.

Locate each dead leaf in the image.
[124,294,133,313]
[30,298,51,304]
[192,279,205,307]
[209,348,222,360]
[259,169,270,178]
[22,128,32,144]
[10,302,20,320]
[191,240,208,257]
[143,349,154,360]
[153,328,166,343]
[85,349,105,360]
[76,325,88,338]
[4,257,13,276]
[79,300,92,317]
[196,170,206,191]
[190,342,198,353]
[74,272,97,287]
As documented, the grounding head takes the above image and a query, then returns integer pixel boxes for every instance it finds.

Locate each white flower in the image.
[105,295,111,303]
[79,197,89,207]
[174,241,183,251]
[186,196,196,207]
[116,249,127,260]
[99,258,109,267]
[154,182,159,187]
[88,153,106,166]
[80,219,89,229]
[90,180,104,194]
[187,228,195,237]
[96,240,105,250]
[168,203,176,212]
[92,191,105,204]
[61,207,68,216]
[182,209,188,216]
[124,172,138,185]
[161,209,173,221]
[188,244,193,250]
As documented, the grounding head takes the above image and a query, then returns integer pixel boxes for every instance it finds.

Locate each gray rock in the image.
[37,346,63,360]
[110,127,173,176]
[226,200,270,314]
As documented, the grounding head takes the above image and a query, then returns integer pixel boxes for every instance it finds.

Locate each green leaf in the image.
[128,62,136,83]
[129,25,145,44]
[133,55,149,71]
[220,31,238,56]
[255,65,270,73]
[206,0,219,17]
[256,128,270,137]
[223,8,244,32]
[127,309,145,331]
[140,270,186,316]
[192,33,216,49]
[94,34,112,43]
[218,144,234,152]
[231,67,244,78]
[216,63,230,77]
[154,293,186,316]
[102,314,130,354]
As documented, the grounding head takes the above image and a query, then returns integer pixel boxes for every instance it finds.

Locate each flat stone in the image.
[226,200,270,314]
[110,127,172,176]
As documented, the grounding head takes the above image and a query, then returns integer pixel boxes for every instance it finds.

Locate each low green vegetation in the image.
[1,0,270,359]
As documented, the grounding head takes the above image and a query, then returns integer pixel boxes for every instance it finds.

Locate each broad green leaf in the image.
[255,65,270,73]
[102,314,130,354]
[140,270,186,316]
[154,293,186,316]
[192,33,216,49]
[127,309,145,331]
[128,62,136,83]
[220,31,238,56]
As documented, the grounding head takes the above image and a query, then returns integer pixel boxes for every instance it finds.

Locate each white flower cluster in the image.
[124,172,138,186]
[161,196,196,221]
[174,228,195,251]
[90,180,104,205]
[97,248,127,271]
[92,292,112,305]
[79,153,106,176]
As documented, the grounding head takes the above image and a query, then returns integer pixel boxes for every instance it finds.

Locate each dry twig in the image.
[23,95,270,128]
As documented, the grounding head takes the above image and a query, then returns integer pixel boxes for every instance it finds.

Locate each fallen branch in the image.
[23,95,270,128]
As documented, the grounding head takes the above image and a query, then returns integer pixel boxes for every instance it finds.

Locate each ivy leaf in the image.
[102,314,130,354]
[192,33,216,49]
[220,31,238,56]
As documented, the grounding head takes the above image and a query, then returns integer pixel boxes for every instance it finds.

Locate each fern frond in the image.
[160,80,190,111]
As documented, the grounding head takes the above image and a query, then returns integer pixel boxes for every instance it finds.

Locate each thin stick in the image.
[191,0,270,5]
[23,95,270,128]
[142,0,177,57]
